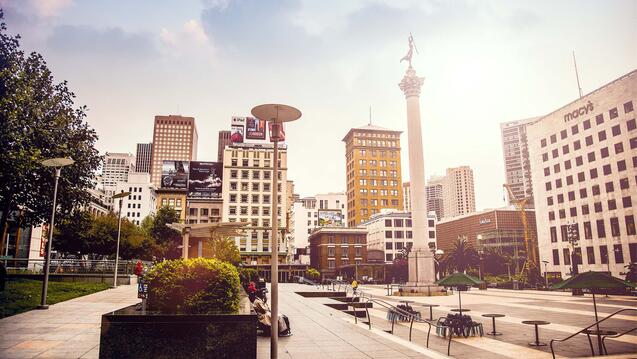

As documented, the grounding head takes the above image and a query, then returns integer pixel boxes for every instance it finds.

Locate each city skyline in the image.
[2,0,635,210]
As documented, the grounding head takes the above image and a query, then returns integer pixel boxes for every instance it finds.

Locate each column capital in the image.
[398,66,424,98]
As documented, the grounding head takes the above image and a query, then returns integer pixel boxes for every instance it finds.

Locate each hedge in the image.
[144,258,240,314]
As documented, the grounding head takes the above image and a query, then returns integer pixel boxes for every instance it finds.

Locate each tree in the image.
[204,237,241,266]
[148,206,182,259]
[0,11,101,246]
[307,267,320,281]
[442,236,479,273]
[53,210,94,254]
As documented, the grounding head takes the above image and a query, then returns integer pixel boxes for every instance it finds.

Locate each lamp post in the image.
[476,235,484,281]
[38,157,74,309]
[112,191,131,288]
[542,260,549,288]
[251,104,301,359]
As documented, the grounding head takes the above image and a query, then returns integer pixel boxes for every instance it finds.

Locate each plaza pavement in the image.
[0,282,635,358]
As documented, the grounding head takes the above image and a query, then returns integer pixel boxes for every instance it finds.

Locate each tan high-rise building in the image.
[150,115,198,188]
[501,117,539,207]
[442,166,476,218]
[217,130,232,162]
[343,124,403,227]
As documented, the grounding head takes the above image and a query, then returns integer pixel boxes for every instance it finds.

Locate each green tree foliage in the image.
[53,211,161,260]
[145,258,241,314]
[442,236,479,273]
[148,206,182,259]
[0,11,101,235]
[204,237,241,266]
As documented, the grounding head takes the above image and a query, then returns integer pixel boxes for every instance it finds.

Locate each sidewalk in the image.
[0,284,138,359]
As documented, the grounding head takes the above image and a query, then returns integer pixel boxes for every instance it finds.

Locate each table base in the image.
[528,342,547,347]
[487,332,502,336]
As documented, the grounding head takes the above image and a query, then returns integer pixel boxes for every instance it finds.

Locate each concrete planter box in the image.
[99,295,256,359]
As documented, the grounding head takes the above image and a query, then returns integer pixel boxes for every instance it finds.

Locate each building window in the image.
[563,248,571,265]
[583,221,592,239]
[627,118,636,131]
[585,135,593,146]
[574,140,581,150]
[552,249,560,265]
[550,227,557,242]
[582,204,589,215]
[596,219,606,238]
[586,247,595,264]
[328,260,335,269]
[610,217,621,237]
[615,142,624,154]
[596,114,605,124]
[623,196,632,208]
[592,185,600,195]
[618,160,627,172]
[590,168,598,179]
[385,231,393,238]
[579,188,587,198]
[614,245,624,263]
[626,215,636,235]
[609,107,618,119]
[609,199,617,210]
[583,119,591,129]
[594,202,602,213]
[576,156,583,166]
[625,101,634,113]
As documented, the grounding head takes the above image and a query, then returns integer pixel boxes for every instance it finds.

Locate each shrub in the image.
[307,267,320,280]
[145,258,240,314]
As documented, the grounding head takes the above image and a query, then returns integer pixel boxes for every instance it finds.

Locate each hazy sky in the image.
[3,0,636,209]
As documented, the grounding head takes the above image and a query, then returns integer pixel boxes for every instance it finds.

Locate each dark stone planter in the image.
[99,295,256,359]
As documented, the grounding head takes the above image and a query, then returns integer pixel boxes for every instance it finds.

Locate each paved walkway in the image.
[0,285,138,359]
[1,282,635,358]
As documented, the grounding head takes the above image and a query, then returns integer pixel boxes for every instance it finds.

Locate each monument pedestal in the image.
[401,249,444,296]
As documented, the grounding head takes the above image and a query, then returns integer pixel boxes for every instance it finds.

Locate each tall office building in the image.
[115,172,157,225]
[442,166,476,218]
[529,70,637,278]
[150,115,198,188]
[221,143,289,264]
[425,175,445,220]
[217,130,232,162]
[135,143,153,174]
[101,152,135,208]
[501,118,539,207]
[343,124,403,227]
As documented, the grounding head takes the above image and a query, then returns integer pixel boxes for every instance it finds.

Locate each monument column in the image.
[399,65,437,291]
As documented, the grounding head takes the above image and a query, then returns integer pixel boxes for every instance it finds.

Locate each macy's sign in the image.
[564,101,594,123]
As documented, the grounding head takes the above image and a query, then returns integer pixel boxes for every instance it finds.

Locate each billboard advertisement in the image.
[188,161,223,199]
[161,160,189,189]
[268,122,285,142]
[245,117,266,140]
[318,210,344,227]
[231,117,245,143]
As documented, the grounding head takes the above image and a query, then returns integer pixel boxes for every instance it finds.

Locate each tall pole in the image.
[270,124,280,359]
[38,168,61,309]
[573,51,583,99]
[113,198,124,288]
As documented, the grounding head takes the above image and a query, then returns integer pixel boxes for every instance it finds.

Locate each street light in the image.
[542,260,549,288]
[251,104,301,359]
[38,157,75,309]
[112,191,131,288]
[476,235,484,281]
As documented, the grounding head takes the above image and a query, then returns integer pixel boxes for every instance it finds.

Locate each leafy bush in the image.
[145,258,240,314]
[307,267,320,280]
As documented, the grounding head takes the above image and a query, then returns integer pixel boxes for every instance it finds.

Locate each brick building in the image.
[309,227,367,279]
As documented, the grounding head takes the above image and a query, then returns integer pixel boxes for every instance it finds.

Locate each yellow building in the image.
[156,188,187,222]
[342,124,403,227]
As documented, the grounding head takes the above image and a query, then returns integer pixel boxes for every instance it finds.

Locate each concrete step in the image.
[295,291,346,298]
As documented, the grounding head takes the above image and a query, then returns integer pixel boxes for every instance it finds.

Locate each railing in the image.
[352,290,454,356]
[601,327,637,353]
[4,258,152,276]
[550,308,637,358]
[294,276,321,289]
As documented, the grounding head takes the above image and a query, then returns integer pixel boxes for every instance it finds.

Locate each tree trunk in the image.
[0,201,12,257]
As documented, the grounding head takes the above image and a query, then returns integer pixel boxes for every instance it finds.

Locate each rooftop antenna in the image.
[572,51,583,99]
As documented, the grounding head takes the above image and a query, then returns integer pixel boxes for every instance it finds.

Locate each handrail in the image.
[601,327,637,355]
[550,308,637,359]
[294,276,321,288]
[351,290,454,356]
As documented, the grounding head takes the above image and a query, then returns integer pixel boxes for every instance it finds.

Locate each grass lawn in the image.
[0,278,110,318]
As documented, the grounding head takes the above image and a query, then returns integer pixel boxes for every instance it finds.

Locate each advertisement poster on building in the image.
[231,117,245,143]
[245,117,266,140]
[188,161,223,198]
[318,210,344,227]
[268,122,285,142]
[161,160,189,189]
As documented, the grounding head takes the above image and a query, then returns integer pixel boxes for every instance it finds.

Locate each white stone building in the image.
[528,69,637,278]
[221,143,289,260]
[442,166,476,218]
[102,152,136,208]
[362,209,437,263]
[114,172,157,225]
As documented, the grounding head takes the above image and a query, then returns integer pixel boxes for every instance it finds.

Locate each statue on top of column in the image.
[400,33,417,67]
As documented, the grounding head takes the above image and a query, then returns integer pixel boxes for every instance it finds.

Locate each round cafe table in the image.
[522,320,550,346]
[421,304,440,321]
[482,314,505,336]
